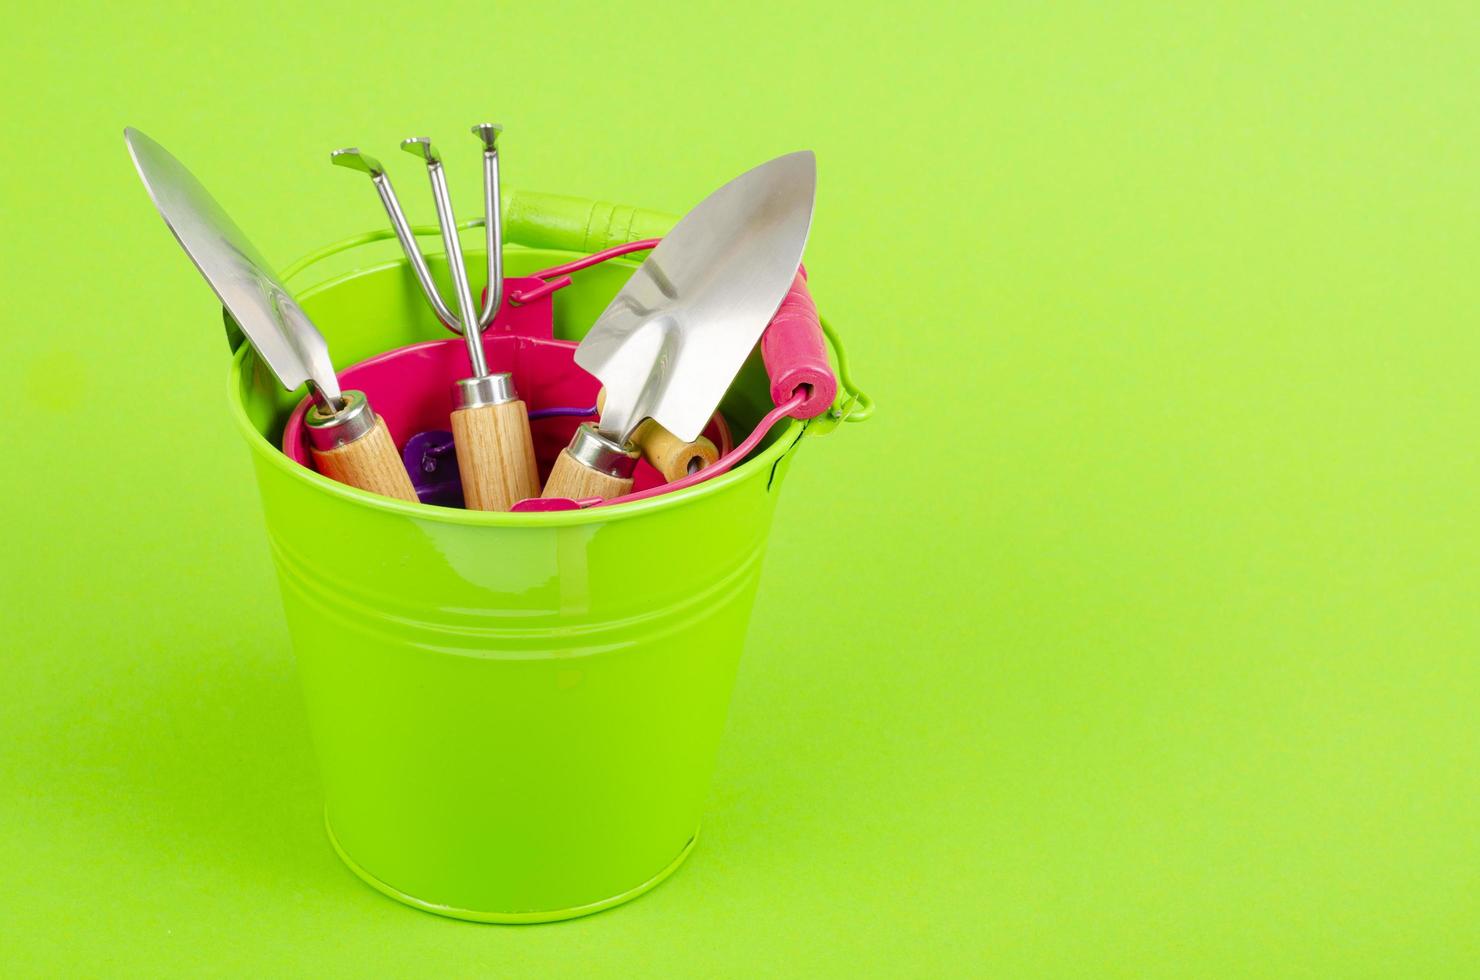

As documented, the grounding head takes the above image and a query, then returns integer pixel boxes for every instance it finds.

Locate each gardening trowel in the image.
[124,127,417,501]
[541,151,816,501]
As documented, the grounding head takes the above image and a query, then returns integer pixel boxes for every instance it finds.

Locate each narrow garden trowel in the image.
[124,127,417,501]
[541,150,817,501]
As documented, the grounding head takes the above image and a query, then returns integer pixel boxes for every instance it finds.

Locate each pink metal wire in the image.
[505,275,571,306]
[595,390,808,508]
[509,239,808,308]
[507,239,660,305]
[532,238,660,279]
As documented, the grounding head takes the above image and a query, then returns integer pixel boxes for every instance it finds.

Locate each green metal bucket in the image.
[226,191,869,922]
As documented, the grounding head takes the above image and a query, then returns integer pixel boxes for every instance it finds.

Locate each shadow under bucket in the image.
[225,203,866,923]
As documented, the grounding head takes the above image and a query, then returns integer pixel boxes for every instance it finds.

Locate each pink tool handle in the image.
[760,270,837,418]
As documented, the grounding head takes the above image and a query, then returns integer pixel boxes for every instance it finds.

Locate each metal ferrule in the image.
[566,423,640,479]
[304,389,377,451]
[453,372,518,410]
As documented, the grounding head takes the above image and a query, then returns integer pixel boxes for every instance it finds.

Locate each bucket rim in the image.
[225,254,806,527]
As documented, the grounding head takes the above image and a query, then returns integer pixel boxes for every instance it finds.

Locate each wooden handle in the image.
[629,419,719,481]
[451,400,541,511]
[541,449,634,501]
[597,388,719,482]
[309,417,418,502]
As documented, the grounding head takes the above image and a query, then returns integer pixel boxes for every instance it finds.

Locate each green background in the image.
[2,1,1475,974]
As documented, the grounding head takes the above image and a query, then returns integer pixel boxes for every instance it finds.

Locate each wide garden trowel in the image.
[541,150,817,501]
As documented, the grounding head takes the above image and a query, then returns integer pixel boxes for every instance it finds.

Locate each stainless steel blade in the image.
[576,151,816,443]
[124,127,342,407]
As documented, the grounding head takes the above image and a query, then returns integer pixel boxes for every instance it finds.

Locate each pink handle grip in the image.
[760,271,837,418]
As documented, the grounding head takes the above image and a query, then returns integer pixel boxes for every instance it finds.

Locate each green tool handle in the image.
[503,190,677,253]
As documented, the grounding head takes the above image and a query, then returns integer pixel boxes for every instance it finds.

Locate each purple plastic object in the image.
[528,404,597,420]
[402,430,462,508]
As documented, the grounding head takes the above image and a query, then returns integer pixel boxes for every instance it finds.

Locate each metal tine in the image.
[330,147,462,334]
[471,124,504,330]
[401,137,489,379]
